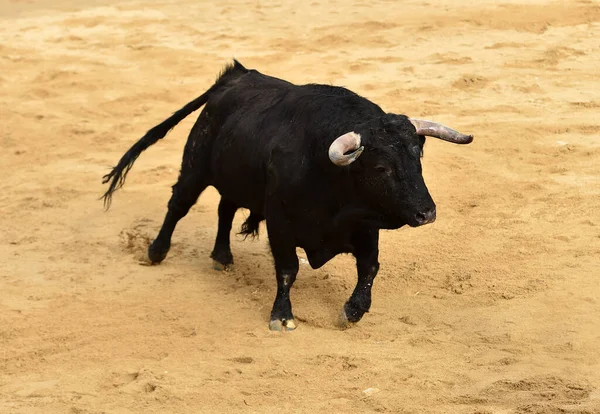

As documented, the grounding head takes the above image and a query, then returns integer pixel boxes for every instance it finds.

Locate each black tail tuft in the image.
[101,122,169,209]
[238,212,263,240]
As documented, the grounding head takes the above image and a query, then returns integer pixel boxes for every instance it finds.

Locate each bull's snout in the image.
[414,207,436,226]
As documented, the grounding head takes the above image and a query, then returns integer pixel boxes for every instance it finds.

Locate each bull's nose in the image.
[414,208,436,225]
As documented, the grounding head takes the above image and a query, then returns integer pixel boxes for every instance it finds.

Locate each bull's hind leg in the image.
[210,201,264,270]
[210,199,237,270]
[148,173,208,264]
[148,114,211,264]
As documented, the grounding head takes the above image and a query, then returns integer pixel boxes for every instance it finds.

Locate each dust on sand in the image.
[1,0,599,412]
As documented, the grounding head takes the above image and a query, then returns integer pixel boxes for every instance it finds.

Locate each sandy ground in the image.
[1,0,599,412]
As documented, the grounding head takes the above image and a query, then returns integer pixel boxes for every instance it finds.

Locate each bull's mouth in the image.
[408,219,434,228]
[375,215,408,230]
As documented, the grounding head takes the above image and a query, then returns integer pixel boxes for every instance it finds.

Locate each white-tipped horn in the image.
[409,118,473,144]
[328,132,364,166]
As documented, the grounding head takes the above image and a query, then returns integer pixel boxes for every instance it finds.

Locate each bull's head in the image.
[328,114,473,228]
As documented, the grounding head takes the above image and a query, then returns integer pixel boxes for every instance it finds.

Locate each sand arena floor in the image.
[1,0,599,412]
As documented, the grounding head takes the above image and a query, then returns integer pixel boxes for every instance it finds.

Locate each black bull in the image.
[102,60,473,331]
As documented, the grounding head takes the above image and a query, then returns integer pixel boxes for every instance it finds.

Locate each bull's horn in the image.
[409,118,473,144]
[328,132,364,166]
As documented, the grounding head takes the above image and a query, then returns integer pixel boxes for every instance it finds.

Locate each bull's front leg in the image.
[340,227,380,327]
[265,198,299,332]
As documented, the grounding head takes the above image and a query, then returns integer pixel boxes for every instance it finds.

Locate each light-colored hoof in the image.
[269,318,297,332]
[212,260,231,271]
[337,308,356,330]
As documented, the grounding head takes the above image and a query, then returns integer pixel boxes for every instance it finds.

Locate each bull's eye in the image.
[409,145,422,158]
[374,165,391,175]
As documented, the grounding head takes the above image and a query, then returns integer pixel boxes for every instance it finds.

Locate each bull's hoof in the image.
[269,318,297,332]
[337,302,365,329]
[212,260,232,271]
[337,308,356,330]
[210,249,233,271]
[148,240,169,264]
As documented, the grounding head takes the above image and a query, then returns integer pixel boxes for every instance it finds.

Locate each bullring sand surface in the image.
[1,0,599,412]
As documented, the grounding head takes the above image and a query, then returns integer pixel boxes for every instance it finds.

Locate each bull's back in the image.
[204,73,290,211]
[204,70,383,213]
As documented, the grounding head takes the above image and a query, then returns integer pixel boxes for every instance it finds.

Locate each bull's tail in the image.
[101,59,249,209]
[101,85,216,209]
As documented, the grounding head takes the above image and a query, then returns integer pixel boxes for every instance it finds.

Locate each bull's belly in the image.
[304,244,352,269]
